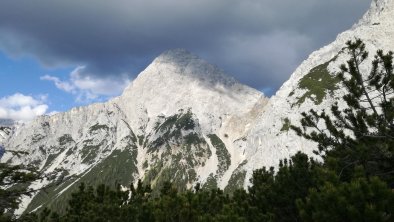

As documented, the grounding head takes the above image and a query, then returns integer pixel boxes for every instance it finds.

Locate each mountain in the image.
[2,49,267,213]
[0,119,15,147]
[0,127,11,146]
[2,0,394,214]
[240,0,394,183]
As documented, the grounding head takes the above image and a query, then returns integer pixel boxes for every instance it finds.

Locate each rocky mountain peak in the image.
[374,0,394,11]
[153,48,199,66]
[356,0,394,27]
[123,48,240,94]
[119,48,265,126]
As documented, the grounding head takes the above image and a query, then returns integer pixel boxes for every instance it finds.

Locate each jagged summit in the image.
[356,0,394,27]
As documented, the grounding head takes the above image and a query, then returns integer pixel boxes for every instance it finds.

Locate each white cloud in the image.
[0,93,49,121]
[40,75,75,92]
[41,67,130,103]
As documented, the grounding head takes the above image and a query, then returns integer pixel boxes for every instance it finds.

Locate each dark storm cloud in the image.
[0,0,371,94]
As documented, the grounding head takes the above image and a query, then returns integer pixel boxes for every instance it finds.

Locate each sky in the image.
[0,0,371,121]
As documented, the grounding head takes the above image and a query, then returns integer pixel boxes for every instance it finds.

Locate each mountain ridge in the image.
[2,48,268,214]
[240,0,394,183]
[2,0,394,214]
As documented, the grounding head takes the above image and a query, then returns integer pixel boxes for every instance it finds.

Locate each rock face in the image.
[0,127,11,146]
[2,0,394,214]
[0,119,15,147]
[2,49,267,213]
[241,0,394,183]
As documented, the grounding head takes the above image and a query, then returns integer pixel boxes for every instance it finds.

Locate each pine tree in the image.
[297,173,394,222]
[0,150,40,221]
[247,152,322,222]
[292,39,394,184]
[292,39,394,220]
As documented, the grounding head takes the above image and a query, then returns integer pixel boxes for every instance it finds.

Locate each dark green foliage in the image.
[18,153,332,222]
[142,160,148,169]
[202,174,218,190]
[80,144,101,164]
[137,135,144,146]
[155,109,195,133]
[31,134,45,143]
[296,57,340,105]
[26,148,138,214]
[176,110,196,131]
[184,133,204,146]
[26,152,394,222]
[297,176,394,222]
[292,39,394,184]
[58,135,74,146]
[207,134,231,176]
[151,164,197,193]
[89,124,109,133]
[150,109,197,151]
[280,118,291,132]
[0,151,41,221]
[247,153,322,222]
[42,152,63,170]
[143,110,210,193]
[224,161,247,194]
[18,207,61,222]
[64,183,131,222]
[24,176,78,214]
[29,181,243,222]
[291,39,394,220]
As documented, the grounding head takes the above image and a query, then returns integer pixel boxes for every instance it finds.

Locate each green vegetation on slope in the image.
[280,118,291,132]
[150,109,197,151]
[89,123,109,133]
[143,110,211,193]
[26,145,138,214]
[202,173,218,190]
[224,160,247,194]
[208,134,231,176]
[58,134,74,146]
[295,57,340,105]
